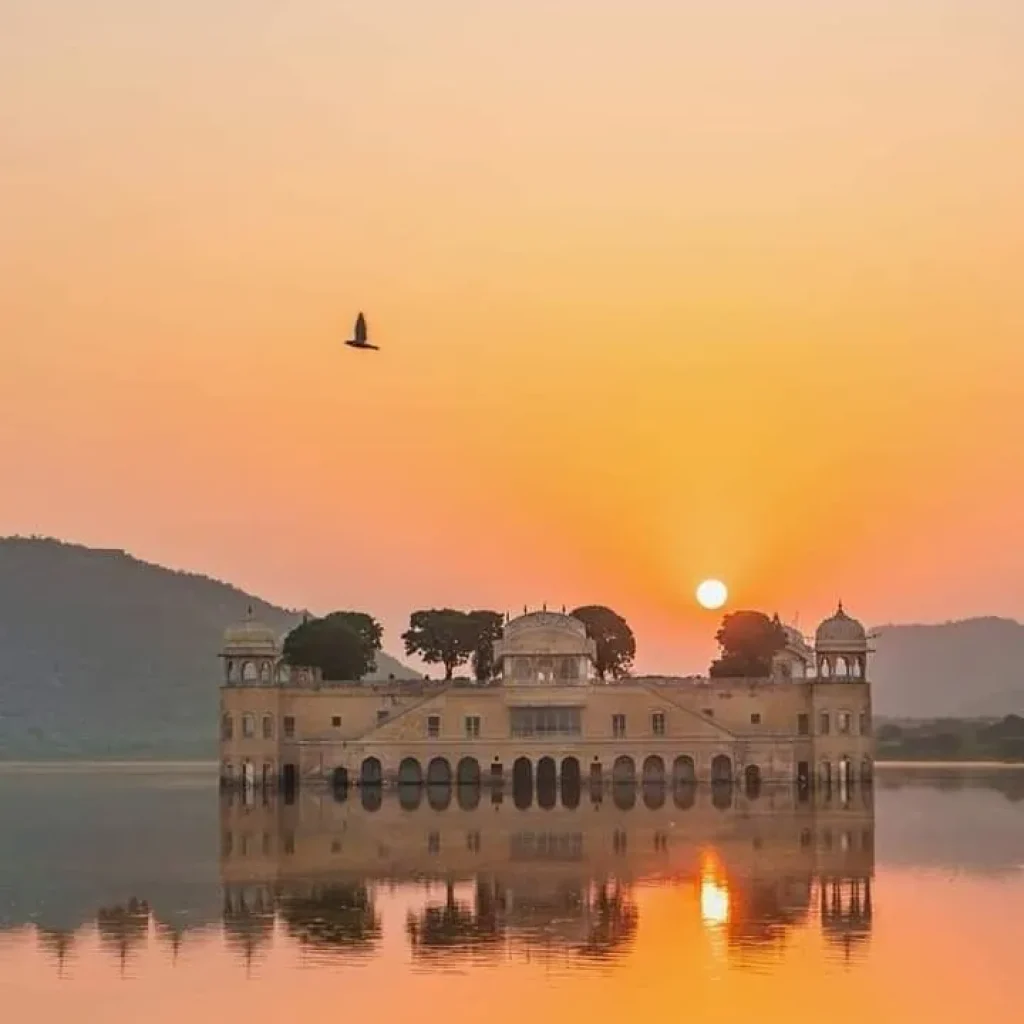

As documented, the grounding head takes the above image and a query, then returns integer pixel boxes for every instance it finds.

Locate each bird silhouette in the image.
[344,312,379,351]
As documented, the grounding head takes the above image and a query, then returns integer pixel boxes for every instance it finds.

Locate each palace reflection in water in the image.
[217,778,874,970]
[6,766,1024,1024]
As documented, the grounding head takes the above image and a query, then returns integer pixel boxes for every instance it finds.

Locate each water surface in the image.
[1,764,1022,1024]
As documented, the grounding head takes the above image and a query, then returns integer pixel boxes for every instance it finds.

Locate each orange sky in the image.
[1,1,1022,671]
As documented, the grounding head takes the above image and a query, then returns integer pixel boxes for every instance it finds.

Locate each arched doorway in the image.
[744,764,762,798]
[642,755,666,784]
[360,757,383,787]
[861,757,873,783]
[710,754,733,784]
[820,760,833,787]
[281,763,297,790]
[426,757,452,786]
[612,755,636,784]
[398,757,423,786]
[456,757,481,787]
[512,757,533,790]
[838,756,852,786]
[672,755,696,785]
[536,756,557,790]
[242,761,256,788]
[560,757,581,810]
[331,766,349,790]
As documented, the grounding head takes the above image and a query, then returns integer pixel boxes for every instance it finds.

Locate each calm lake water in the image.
[1,764,1023,1024]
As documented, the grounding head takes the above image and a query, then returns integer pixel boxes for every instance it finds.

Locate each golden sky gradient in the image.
[2,1,1022,670]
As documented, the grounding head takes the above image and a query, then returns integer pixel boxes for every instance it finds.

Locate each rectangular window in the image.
[859,710,871,735]
[797,713,810,736]
[331,715,341,728]
[651,712,666,736]
[242,714,255,738]
[819,711,830,735]
[750,713,762,725]
[376,709,389,723]
[262,715,273,739]
[838,711,852,734]
[221,714,233,740]
[465,715,481,738]
[427,715,441,738]
[612,713,627,738]
[509,707,582,737]
[283,715,295,739]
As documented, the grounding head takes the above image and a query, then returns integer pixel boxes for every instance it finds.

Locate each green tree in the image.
[709,610,786,678]
[570,605,636,681]
[402,609,505,681]
[468,610,505,682]
[283,611,382,681]
[402,609,473,680]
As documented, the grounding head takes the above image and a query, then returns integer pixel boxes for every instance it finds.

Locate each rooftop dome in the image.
[503,610,587,639]
[815,603,867,653]
[223,607,278,652]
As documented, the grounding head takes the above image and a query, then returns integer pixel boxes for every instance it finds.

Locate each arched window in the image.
[836,656,849,677]
[259,661,271,684]
[226,660,236,683]
[276,662,291,685]
[262,714,273,740]
[242,661,258,683]
[221,713,233,740]
[242,713,255,738]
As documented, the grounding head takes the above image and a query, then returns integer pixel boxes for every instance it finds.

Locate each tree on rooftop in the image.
[709,610,786,678]
[570,605,636,681]
[468,610,504,682]
[282,611,382,681]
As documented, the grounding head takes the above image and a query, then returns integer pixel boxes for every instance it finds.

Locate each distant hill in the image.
[0,538,414,759]
[870,618,1024,718]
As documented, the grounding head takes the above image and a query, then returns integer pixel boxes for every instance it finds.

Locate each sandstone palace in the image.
[219,605,872,791]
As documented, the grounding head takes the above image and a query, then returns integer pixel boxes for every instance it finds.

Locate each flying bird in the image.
[344,312,379,351]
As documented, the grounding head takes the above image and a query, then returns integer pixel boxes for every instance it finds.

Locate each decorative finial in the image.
[523,604,527,614]
[542,601,547,612]
[246,604,254,620]
[837,599,845,615]
[561,604,566,614]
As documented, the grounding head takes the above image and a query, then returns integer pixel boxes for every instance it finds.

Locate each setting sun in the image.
[696,579,728,611]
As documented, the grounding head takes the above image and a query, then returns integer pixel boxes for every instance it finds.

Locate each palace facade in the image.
[219,604,873,790]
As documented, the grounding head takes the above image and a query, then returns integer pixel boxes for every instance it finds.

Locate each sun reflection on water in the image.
[699,853,730,928]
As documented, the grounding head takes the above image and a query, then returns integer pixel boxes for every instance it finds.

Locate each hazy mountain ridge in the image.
[0,537,413,759]
[0,538,1020,757]
[869,616,1024,718]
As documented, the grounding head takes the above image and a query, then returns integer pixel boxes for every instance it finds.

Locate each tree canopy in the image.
[282,611,383,681]
[467,610,505,682]
[402,609,504,681]
[570,605,636,681]
[709,610,786,678]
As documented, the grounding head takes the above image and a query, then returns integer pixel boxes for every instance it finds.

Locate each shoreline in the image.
[1,758,1022,771]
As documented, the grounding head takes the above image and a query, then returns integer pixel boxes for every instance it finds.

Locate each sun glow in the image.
[696,579,728,610]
